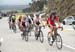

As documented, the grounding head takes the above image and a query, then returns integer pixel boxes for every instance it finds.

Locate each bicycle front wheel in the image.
[39,31,44,43]
[56,34,63,49]
[25,32,28,42]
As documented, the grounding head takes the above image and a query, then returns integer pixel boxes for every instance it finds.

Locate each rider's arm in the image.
[39,18,42,26]
[56,16,60,27]
[33,18,37,26]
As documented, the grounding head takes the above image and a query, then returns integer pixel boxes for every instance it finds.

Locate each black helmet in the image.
[51,12,56,16]
[49,11,56,19]
[36,14,39,17]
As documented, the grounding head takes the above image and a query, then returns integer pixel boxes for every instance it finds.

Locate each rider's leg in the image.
[11,22,13,29]
[18,22,20,30]
[48,27,54,45]
[9,22,11,29]
[28,24,31,32]
[13,22,16,29]
[52,26,57,43]
[48,27,53,38]
[28,24,31,36]
[48,27,54,42]
[35,26,38,34]
[35,25,39,40]
[54,26,57,37]
[38,26,41,37]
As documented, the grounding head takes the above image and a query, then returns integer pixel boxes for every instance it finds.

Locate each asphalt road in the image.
[0,18,75,52]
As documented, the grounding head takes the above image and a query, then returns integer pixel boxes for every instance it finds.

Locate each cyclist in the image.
[11,15,16,30]
[34,14,42,26]
[33,14,42,40]
[18,16,22,31]
[8,14,12,29]
[21,16,30,36]
[28,15,33,24]
[27,15,34,32]
[47,12,61,45]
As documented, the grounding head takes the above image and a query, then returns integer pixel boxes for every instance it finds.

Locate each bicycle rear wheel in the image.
[56,34,62,49]
[39,31,44,43]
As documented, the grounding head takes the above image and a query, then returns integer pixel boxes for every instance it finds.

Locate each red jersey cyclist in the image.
[47,12,61,45]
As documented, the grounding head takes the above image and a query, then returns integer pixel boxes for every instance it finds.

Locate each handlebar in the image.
[56,26,63,31]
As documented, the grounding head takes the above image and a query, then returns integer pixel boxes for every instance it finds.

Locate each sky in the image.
[0,0,32,5]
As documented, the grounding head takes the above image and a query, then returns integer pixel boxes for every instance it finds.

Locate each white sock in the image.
[50,37,53,42]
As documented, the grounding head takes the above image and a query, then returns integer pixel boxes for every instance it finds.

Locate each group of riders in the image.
[8,12,61,45]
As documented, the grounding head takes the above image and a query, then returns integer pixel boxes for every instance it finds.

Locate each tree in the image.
[31,0,47,12]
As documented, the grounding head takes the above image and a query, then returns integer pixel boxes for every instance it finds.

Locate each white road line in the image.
[63,30,75,32]
[63,43,75,50]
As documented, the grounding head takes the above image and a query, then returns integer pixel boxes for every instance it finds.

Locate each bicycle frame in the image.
[53,26,63,36]
[35,25,41,31]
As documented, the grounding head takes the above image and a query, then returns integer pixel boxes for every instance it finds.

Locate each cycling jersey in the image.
[12,16,16,23]
[28,18,32,24]
[34,17,42,25]
[47,16,59,26]
[18,16,22,22]
[22,18,29,28]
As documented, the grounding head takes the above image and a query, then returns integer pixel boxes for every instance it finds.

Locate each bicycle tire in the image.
[25,31,28,42]
[56,34,62,49]
[39,31,44,43]
[47,33,53,46]
[21,33,24,40]
[35,31,38,40]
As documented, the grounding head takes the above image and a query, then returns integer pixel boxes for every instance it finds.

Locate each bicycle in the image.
[47,26,63,49]
[21,22,29,42]
[35,25,44,43]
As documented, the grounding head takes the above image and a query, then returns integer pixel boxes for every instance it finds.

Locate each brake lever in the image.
[61,27,63,31]
[58,27,63,31]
